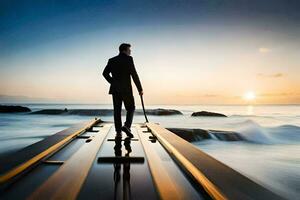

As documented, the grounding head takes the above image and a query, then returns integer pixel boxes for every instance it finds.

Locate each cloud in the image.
[259,47,271,53]
[0,94,63,103]
[259,92,300,97]
[257,73,284,78]
[201,94,219,98]
[176,93,220,98]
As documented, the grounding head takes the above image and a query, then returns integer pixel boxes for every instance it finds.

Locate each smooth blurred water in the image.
[194,140,299,199]
[0,104,299,199]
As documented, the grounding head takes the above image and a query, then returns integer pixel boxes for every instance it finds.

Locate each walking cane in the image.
[140,94,149,123]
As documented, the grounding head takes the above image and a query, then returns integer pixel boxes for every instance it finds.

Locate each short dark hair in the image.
[119,43,131,52]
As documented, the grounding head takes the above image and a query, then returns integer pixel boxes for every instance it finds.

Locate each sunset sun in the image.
[243,91,256,101]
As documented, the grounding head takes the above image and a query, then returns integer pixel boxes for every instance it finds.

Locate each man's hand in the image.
[139,90,144,96]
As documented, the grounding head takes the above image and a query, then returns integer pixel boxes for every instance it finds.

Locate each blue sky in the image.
[1,0,300,104]
[2,0,300,55]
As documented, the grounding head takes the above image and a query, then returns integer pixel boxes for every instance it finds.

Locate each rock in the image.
[191,111,227,117]
[31,109,68,115]
[67,109,113,116]
[31,109,114,116]
[167,128,211,142]
[141,108,182,116]
[208,130,244,141]
[167,128,243,142]
[31,108,183,116]
[0,105,31,113]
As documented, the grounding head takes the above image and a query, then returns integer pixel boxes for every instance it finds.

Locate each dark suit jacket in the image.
[102,52,143,95]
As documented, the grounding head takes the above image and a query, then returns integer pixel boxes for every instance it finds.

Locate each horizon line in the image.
[1,102,300,106]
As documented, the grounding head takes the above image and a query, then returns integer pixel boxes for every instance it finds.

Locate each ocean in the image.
[0,104,299,199]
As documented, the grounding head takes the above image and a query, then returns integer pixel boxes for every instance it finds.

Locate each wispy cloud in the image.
[0,94,68,103]
[175,93,221,98]
[201,94,220,98]
[257,73,284,78]
[259,47,271,53]
[259,92,300,97]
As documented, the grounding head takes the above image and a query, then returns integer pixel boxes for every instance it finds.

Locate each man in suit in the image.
[102,43,143,137]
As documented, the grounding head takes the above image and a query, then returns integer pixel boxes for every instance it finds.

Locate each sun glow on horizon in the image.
[243,91,256,101]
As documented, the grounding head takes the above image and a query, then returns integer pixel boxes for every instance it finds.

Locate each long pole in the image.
[140,94,149,123]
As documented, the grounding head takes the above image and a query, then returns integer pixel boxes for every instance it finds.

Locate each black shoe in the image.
[121,126,134,138]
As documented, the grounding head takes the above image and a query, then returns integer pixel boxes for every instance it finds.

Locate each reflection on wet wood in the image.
[28,124,112,200]
[97,156,144,163]
[137,125,199,200]
[0,119,100,184]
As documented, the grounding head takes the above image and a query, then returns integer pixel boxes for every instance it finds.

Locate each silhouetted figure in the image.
[103,43,143,137]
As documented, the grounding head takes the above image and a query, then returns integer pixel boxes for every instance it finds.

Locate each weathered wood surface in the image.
[146,122,283,200]
[136,125,202,200]
[0,119,100,184]
[28,124,112,199]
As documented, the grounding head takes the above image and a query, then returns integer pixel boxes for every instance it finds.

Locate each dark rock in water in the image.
[191,111,227,117]
[139,108,182,116]
[167,127,243,142]
[30,108,182,116]
[67,109,114,116]
[31,109,114,116]
[167,128,211,142]
[0,105,31,113]
[31,109,68,115]
[208,130,244,141]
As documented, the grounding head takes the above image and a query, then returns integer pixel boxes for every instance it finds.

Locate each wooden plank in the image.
[146,122,283,200]
[136,125,199,200]
[0,119,100,184]
[28,124,112,200]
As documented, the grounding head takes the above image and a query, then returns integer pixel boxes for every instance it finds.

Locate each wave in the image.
[275,124,300,129]
[265,124,300,143]
[169,119,300,144]
[233,120,300,144]
[230,114,277,119]
[234,120,273,144]
[230,114,258,117]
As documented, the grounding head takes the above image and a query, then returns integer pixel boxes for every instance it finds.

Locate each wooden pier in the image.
[0,119,283,200]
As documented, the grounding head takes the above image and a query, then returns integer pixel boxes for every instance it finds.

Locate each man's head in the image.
[119,43,131,56]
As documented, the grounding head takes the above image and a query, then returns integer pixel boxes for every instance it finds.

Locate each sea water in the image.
[0,104,299,199]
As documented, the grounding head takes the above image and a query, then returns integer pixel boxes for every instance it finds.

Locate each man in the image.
[102,43,143,138]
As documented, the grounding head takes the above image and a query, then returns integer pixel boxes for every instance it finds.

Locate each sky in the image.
[1,0,300,105]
